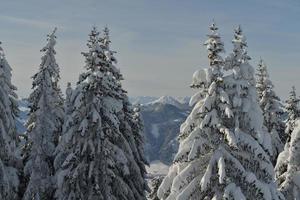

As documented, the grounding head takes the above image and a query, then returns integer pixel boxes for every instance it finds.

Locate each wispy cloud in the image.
[0,15,63,30]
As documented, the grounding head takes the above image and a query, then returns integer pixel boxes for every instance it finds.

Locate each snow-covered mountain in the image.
[147,96,189,110]
[129,96,158,105]
[16,96,190,165]
[16,99,29,134]
[141,97,190,165]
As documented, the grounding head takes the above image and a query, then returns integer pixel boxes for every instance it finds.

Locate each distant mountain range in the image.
[16,96,190,165]
[138,96,190,165]
[16,99,29,134]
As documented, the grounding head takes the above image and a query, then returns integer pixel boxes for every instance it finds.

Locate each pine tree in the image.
[132,103,148,168]
[256,59,285,164]
[54,27,147,200]
[256,59,268,100]
[285,86,300,142]
[0,42,21,200]
[275,119,300,199]
[22,28,64,200]
[103,26,148,198]
[158,22,231,199]
[223,25,284,199]
[157,23,284,200]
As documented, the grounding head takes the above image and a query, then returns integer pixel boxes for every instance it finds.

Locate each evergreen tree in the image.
[0,42,21,200]
[54,27,147,200]
[157,23,284,200]
[22,28,64,200]
[275,119,300,199]
[256,59,285,163]
[256,59,268,100]
[103,26,148,197]
[132,103,148,168]
[285,86,300,142]
[158,22,231,199]
[222,26,284,199]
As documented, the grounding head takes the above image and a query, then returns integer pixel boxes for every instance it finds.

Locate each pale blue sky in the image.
[0,0,299,99]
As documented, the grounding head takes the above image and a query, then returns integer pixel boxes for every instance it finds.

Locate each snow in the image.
[218,156,225,184]
[54,27,147,200]
[224,183,246,200]
[276,119,300,199]
[21,28,65,200]
[19,106,30,112]
[130,96,158,105]
[149,95,184,109]
[151,124,160,139]
[0,20,294,200]
[293,172,300,188]
[158,23,283,200]
[191,68,212,88]
[146,160,170,177]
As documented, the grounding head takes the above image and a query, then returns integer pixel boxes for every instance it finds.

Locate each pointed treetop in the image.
[292,86,296,95]
[204,20,225,67]
[41,28,58,54]
[257,58,268,74]
[89,26,100,38]
[85,27,102,52]
[0,41,4,57]
[46,27,57,43]
[258,57,263,65]
[256,58,269,89]
[49,27,57,38]
[103,26,109,36]
[233,24,247,48]
[103,26,111,48]
[209,20,218,33]
[286,86,300,109]
[256,59,270,87]
[234,24,242,35]
[288,86,299,101]
[285,86,300,137]
[232,25,250,62]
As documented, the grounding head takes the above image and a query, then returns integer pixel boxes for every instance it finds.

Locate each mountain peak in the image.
[151,96,181,107]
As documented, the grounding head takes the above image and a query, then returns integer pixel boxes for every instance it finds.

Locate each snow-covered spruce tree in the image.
[22,28,64,200]
[284,86,300,142]
[102,26,148,196]
[222,26,284,199]
[158,22,232,199]
[256,59,268,100]
[157,23,284,200]
[275,119,300,199]
[54,27,147,200]
[256,59,285,163]
[0,42,21,200]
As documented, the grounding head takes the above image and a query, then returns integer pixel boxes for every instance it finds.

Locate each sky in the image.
[0,0,299,99]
